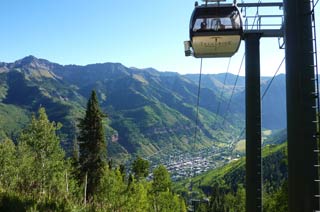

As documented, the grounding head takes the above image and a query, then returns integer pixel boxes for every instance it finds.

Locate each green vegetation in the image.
[132,156,150,180]
[0,104,186,211]
[234,129,286,154]
[152,165,172,193]
[0,57,290,211]
[0,107,74,211]
[0,57,249,160]
[16,107,69,201]
[0,103,30,140]
[174,143,288,211]
[78,90,107,200]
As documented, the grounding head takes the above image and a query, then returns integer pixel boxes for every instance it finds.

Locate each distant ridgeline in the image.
[0,56,287,161]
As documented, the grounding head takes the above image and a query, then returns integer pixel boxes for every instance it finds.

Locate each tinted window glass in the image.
[192,8,241,32]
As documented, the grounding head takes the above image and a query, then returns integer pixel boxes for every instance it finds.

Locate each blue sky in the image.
[0,0,319,76]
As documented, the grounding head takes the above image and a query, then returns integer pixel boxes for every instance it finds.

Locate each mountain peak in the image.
[15,55,42,67]
[22,55,38,61]
[12,56,61,72]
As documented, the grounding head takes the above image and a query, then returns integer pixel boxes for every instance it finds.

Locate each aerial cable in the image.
[214,57,232,129]
[312,0,319,15]
[193,58,203,153]
[234,56,286,147]
[220,0,263,128]
[147,0,266,163]
[145,58,202,162]
[261,57,285,100]
[189,58,203,191]
[221,54,245,126]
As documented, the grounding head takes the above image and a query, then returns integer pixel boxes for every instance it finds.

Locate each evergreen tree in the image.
[263,180,288,212]
[209,182,226,212]
[119,164,126,181]
[71,138,80,180]
[78,90,107,200]
[223,185,245,212]
[72,137,80,164]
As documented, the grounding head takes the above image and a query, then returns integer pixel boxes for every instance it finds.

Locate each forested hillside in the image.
[0,56,287,161]
[0,104,186,211]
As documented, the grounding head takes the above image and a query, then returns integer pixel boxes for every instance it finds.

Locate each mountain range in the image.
[0,56,287,160]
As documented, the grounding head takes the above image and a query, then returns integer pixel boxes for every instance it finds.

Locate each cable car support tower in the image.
[238,2,284,212]
[185,0,319,211]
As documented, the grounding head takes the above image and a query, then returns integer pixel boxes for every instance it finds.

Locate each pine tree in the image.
[78,90,107,200]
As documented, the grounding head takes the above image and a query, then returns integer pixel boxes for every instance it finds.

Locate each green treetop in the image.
[17,107,67,200]
[132,156,150,181]
[78,90,107,200]
[152,164,172,193]
[0,138,17,191]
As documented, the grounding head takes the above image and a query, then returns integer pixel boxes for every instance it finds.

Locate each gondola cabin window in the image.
[192,11,241,32]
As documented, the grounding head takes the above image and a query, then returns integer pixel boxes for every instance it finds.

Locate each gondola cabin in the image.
[184,1,243,58]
